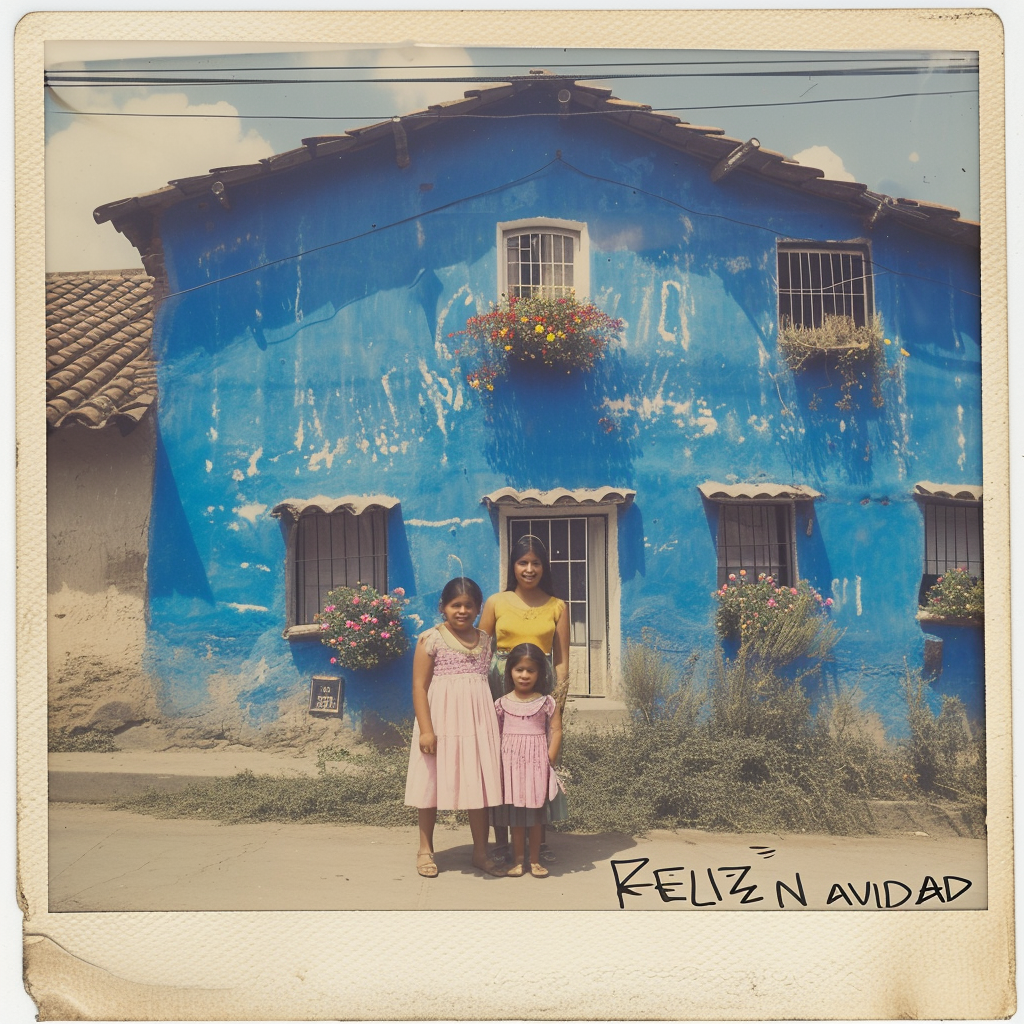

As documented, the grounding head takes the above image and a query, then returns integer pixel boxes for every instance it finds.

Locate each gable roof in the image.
[93,74,979,256]
[46,270,157,430]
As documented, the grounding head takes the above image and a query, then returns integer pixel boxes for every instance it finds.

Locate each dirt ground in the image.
[48,802,987,913]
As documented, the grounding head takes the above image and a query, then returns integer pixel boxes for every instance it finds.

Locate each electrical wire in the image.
[43,64,979,88]
[44,88,979,121]
[130,154,978,312]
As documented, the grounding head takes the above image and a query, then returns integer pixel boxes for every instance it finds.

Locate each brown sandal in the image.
[530,862,549,878]
[416,852,438,878]
[506,861,525,877]
[472,857,507,877]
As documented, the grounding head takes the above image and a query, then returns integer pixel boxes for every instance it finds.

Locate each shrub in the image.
[315,583,410,670]
[714,573,840,667]
[921,567,984,618]
[778,313,886,409]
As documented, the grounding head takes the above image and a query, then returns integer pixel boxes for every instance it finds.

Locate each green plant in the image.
[315,583,410,670]
[778,313,886,409]
[48,728,121,753]
[713,573,840,667]
[922,567,984,618]
[452,293,623,392]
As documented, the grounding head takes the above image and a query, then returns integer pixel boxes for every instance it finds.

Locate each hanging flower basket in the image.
[452,294,623,393]
[314,584,410,670]
[778,314,887,410]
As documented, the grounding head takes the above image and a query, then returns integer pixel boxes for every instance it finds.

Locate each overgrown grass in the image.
[49,728,120,753]
[112,651,986,839]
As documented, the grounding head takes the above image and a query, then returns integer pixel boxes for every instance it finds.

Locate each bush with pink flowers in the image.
[714,572,840,666]
[315,584,410,670]
[921,567,984,619]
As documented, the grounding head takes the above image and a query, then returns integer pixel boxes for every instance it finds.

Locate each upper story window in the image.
[271,496,398,636]
[498,218,590,299]
[777,242,872,329]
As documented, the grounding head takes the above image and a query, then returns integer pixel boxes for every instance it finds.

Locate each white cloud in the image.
[45,91,274,271]
[367,45,477,116]
[791,144,856,183]
[909,151,920,163]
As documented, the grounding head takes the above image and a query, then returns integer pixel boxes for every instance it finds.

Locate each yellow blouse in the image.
[493,590,565,654]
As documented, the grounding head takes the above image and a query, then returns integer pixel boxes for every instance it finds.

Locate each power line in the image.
[136,154,978,311]
[47,55,977,74]
[43,65,979,88]
[44,88,979,122]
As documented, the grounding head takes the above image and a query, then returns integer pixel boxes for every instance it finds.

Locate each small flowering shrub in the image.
[922,567,984,619]
[714,572,840,667]
[315,584,410,671]
[451,293,623,392]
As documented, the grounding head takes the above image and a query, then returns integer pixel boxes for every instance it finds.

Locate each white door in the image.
[507,515,608,696]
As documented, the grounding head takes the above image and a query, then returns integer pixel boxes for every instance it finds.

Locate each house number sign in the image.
[309,675,343,715]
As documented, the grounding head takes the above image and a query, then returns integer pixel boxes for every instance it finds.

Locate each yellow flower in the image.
[883,338,892,345]
[534,324,545,334]
[487,384,494,391]
[499,328,508,337]
[504,344,512,351]
[546,332,555,342]
[901,348,910,357]
[520,316,528,323]
[470,380,480,389]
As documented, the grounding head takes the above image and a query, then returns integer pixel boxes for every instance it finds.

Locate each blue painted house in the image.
[94,75,983,736]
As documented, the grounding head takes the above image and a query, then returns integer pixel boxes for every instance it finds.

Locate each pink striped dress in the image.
[404,627,503,811]
[493,694,563,825]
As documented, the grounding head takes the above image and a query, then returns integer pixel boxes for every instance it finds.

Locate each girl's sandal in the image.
[472,857,507,878]
[416,853,438,878]
[506,861,525,877]
[530,862,549,878]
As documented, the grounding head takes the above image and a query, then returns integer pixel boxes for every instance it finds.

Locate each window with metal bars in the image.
[293,509,388,625]
[505,230,577,298]
[716,502,794,587]
[919,499,983,603]
[777,244,872,329]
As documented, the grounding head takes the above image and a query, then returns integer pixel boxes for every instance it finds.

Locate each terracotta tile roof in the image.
[46,270,157,430]
[93,75,979,249]
[698,482,823,502]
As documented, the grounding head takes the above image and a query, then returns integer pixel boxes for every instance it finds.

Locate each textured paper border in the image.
[16,9,1013,1020]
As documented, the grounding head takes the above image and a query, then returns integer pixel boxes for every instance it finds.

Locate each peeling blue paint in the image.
[143,98,982,736]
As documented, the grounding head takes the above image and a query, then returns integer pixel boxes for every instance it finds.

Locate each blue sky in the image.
[43,43,980,271]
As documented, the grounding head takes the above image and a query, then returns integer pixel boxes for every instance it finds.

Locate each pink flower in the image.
[351,624,361,631]
[352,597,361,606]
[389,620,397,626]
[753,612,758,618]
[393,587,406,596]
[324,605,335,613]
[728,574,736,581]
[320,623,329,630]
[350,641,357,647]
[330,657,337,664]
[370,600,378,607]
[371,617,378,624]
[360,614,370,622]
[381,632,390,639]
[825,598,833,607]
[790,588,798,595]
[361,585,368,591]
[345,620,355,628]
[721,583,728,591]
[767,598,777,607]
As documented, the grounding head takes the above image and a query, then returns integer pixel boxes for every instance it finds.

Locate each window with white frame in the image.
[777,242,872,329]
[272,498,395,633]
[716,502,795,587]
[498,218,589,299]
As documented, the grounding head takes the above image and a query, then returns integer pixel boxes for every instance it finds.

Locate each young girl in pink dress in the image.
[493,643,566,878]
[404,578,506,878]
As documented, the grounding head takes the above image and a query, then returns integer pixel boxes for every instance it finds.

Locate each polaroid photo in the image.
[16,7,1013,1020]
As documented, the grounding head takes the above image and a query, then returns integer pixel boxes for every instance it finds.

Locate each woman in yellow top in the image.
[479,533,570,864]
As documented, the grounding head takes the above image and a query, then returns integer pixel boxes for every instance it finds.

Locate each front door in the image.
[507,515,608,696]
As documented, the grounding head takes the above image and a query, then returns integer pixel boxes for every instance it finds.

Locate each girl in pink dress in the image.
[405,578,505,878]
[494,643,566,878]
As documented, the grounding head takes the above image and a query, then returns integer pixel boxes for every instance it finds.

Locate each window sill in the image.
[916,609,984,628]
[283,623,325,642]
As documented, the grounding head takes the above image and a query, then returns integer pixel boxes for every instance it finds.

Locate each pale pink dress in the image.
[404,627,503,810]
[494,694,562,811]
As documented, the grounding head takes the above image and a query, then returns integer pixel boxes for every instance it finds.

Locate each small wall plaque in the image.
[309,674,344,715]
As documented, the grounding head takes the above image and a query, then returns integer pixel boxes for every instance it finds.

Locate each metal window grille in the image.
[716,502,793,587]
[294,509,387,624]
[923,501,983,580]
[777,247,870,328]
[505,232,575,298]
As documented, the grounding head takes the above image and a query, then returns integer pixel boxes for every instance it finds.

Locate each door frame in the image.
[495,502,622,697]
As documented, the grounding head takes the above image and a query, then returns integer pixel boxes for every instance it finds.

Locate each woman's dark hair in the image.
[502,643,552,696]
[439,576,483,610]
[505,534,555,595]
